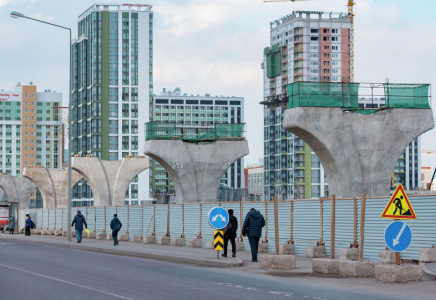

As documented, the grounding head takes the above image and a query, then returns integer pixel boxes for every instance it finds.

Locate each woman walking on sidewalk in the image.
[8,215,15,234]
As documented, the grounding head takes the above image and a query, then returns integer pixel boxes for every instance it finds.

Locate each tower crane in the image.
[264,0,356,82]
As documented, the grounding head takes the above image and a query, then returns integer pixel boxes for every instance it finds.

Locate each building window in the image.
[109,136,118,150]
[24,93,28,98]
[122,136,129,150]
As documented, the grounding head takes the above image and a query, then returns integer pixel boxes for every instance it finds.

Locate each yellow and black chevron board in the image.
[214,230,224,250]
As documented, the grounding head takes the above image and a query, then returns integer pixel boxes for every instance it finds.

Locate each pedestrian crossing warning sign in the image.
[214,230,224,250]
[381,184,416,219]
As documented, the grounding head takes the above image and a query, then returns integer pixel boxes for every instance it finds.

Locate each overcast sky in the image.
[1,0,435,168]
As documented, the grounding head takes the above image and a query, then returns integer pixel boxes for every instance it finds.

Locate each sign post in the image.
[381,184,416,265]
[208,207,229,259]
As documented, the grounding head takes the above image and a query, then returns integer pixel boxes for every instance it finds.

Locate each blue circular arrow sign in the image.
[384,221,412,252]
[208,207,229,230]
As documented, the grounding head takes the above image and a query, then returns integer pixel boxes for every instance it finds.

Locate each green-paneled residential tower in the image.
[71,4,153,206]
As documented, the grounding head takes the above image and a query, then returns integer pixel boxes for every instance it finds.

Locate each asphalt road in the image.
[0,241,411,300]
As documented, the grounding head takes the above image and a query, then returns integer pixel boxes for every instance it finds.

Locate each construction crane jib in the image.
[264,0,356,83]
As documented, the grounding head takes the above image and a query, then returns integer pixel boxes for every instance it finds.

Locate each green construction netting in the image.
[266,51,281,78]
[146,123,245,142]
[384,84,430,109]
[287,82,361,109]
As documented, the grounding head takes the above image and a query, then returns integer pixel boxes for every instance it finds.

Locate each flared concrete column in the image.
[71,157,149,206]
[144,140,249,203]
[283,107,434,198]
[71,157,111,207]
[101,157,149,206]
[23,167,83,209]
[0,175,36,209]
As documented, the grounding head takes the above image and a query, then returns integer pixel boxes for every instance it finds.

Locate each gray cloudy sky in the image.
[1,0,435,167]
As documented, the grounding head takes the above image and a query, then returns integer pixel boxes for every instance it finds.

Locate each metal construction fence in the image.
[19,195,436,262]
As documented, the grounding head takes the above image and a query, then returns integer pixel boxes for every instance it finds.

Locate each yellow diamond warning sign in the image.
[381,184,416,219]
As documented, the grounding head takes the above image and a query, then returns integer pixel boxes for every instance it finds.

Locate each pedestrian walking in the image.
[222,209,238,258]
[8,215,15,234]
[110,214,122,246]
[242,208,265,262]
[25,214,32,236]
[71,210,87,243]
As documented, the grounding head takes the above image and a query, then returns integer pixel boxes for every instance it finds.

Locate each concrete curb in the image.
[0,235,242,268]
[420,262,436,280]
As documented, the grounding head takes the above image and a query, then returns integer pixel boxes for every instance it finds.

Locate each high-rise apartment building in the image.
[262,11,351,200]
[244,166,264,197]
[71,3,153,205]
[150,88,245,200]
[0,83,63,207]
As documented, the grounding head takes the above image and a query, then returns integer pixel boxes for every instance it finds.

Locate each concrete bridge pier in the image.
[144,140,249,203]
[283,107,434,198]
[22,167,83,209]
[0,174,36,209]
[71,157,149,206]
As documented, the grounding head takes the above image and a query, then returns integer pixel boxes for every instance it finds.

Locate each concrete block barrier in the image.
[235,241,244,251]
[62,231,67,237]
[35,229,42,235]
[258,243,268,253]
[143,235,156,244]
[260,255,296,270]
[375,264,423,283]
[339,260,377,278]
[158,236,171,245]
[188,239,202,248]
[54,230,63,236]
[338,248,358,260]
[172,238,185,246]
[96,233,106,240]
[119,234,129,241]
[379,250,396,264]
[133,235,143,243]
[419,248,436,263]
[280,244,295,255]
[206,240,213,249]
[87,232,96,239]
[41,230,49,235]
[49,230,55,235]
[312,258,340,275]
[305,246,325,258]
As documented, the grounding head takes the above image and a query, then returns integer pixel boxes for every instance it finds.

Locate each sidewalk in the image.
[0,233,312,274]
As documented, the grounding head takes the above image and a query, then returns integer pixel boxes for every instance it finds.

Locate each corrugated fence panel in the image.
[242,202,266,252]
[36,209,42,229]
[323,200,331,258]
[96,207,105,233]
[155,205,168,238]
[169,205,182,240]
[86,207,96,232]
[183,204,200,246]
[106,206,116,235]
[266,202,276,253]
[128,206,143,241]
[48,209,55,230]
[62,209,67,230]
[400,196,436,260]
[55,209,62,230]
[364,197,392,261]
[278,202,291,246]
[117,206,128,234]
[201,204,216,247]
[142,206,154,237]
[42,209,49,230]
[293,200,320,256]
[19,210,25,228]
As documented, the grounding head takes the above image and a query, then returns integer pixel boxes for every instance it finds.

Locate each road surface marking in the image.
[0,263,136,300]
[270,291,284,294]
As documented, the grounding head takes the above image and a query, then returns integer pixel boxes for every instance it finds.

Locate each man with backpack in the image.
[110,214,122,246]
[71,210,87,243]
[222,209,238,258]
[25,214,33,236]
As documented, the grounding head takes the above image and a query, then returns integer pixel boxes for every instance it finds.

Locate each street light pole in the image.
[11,11,73,241]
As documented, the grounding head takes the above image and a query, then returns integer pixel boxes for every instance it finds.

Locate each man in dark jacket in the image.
[71,210,87,243]
[222,209,238,258]
[110,214,122,246]
[242,208,265,262]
